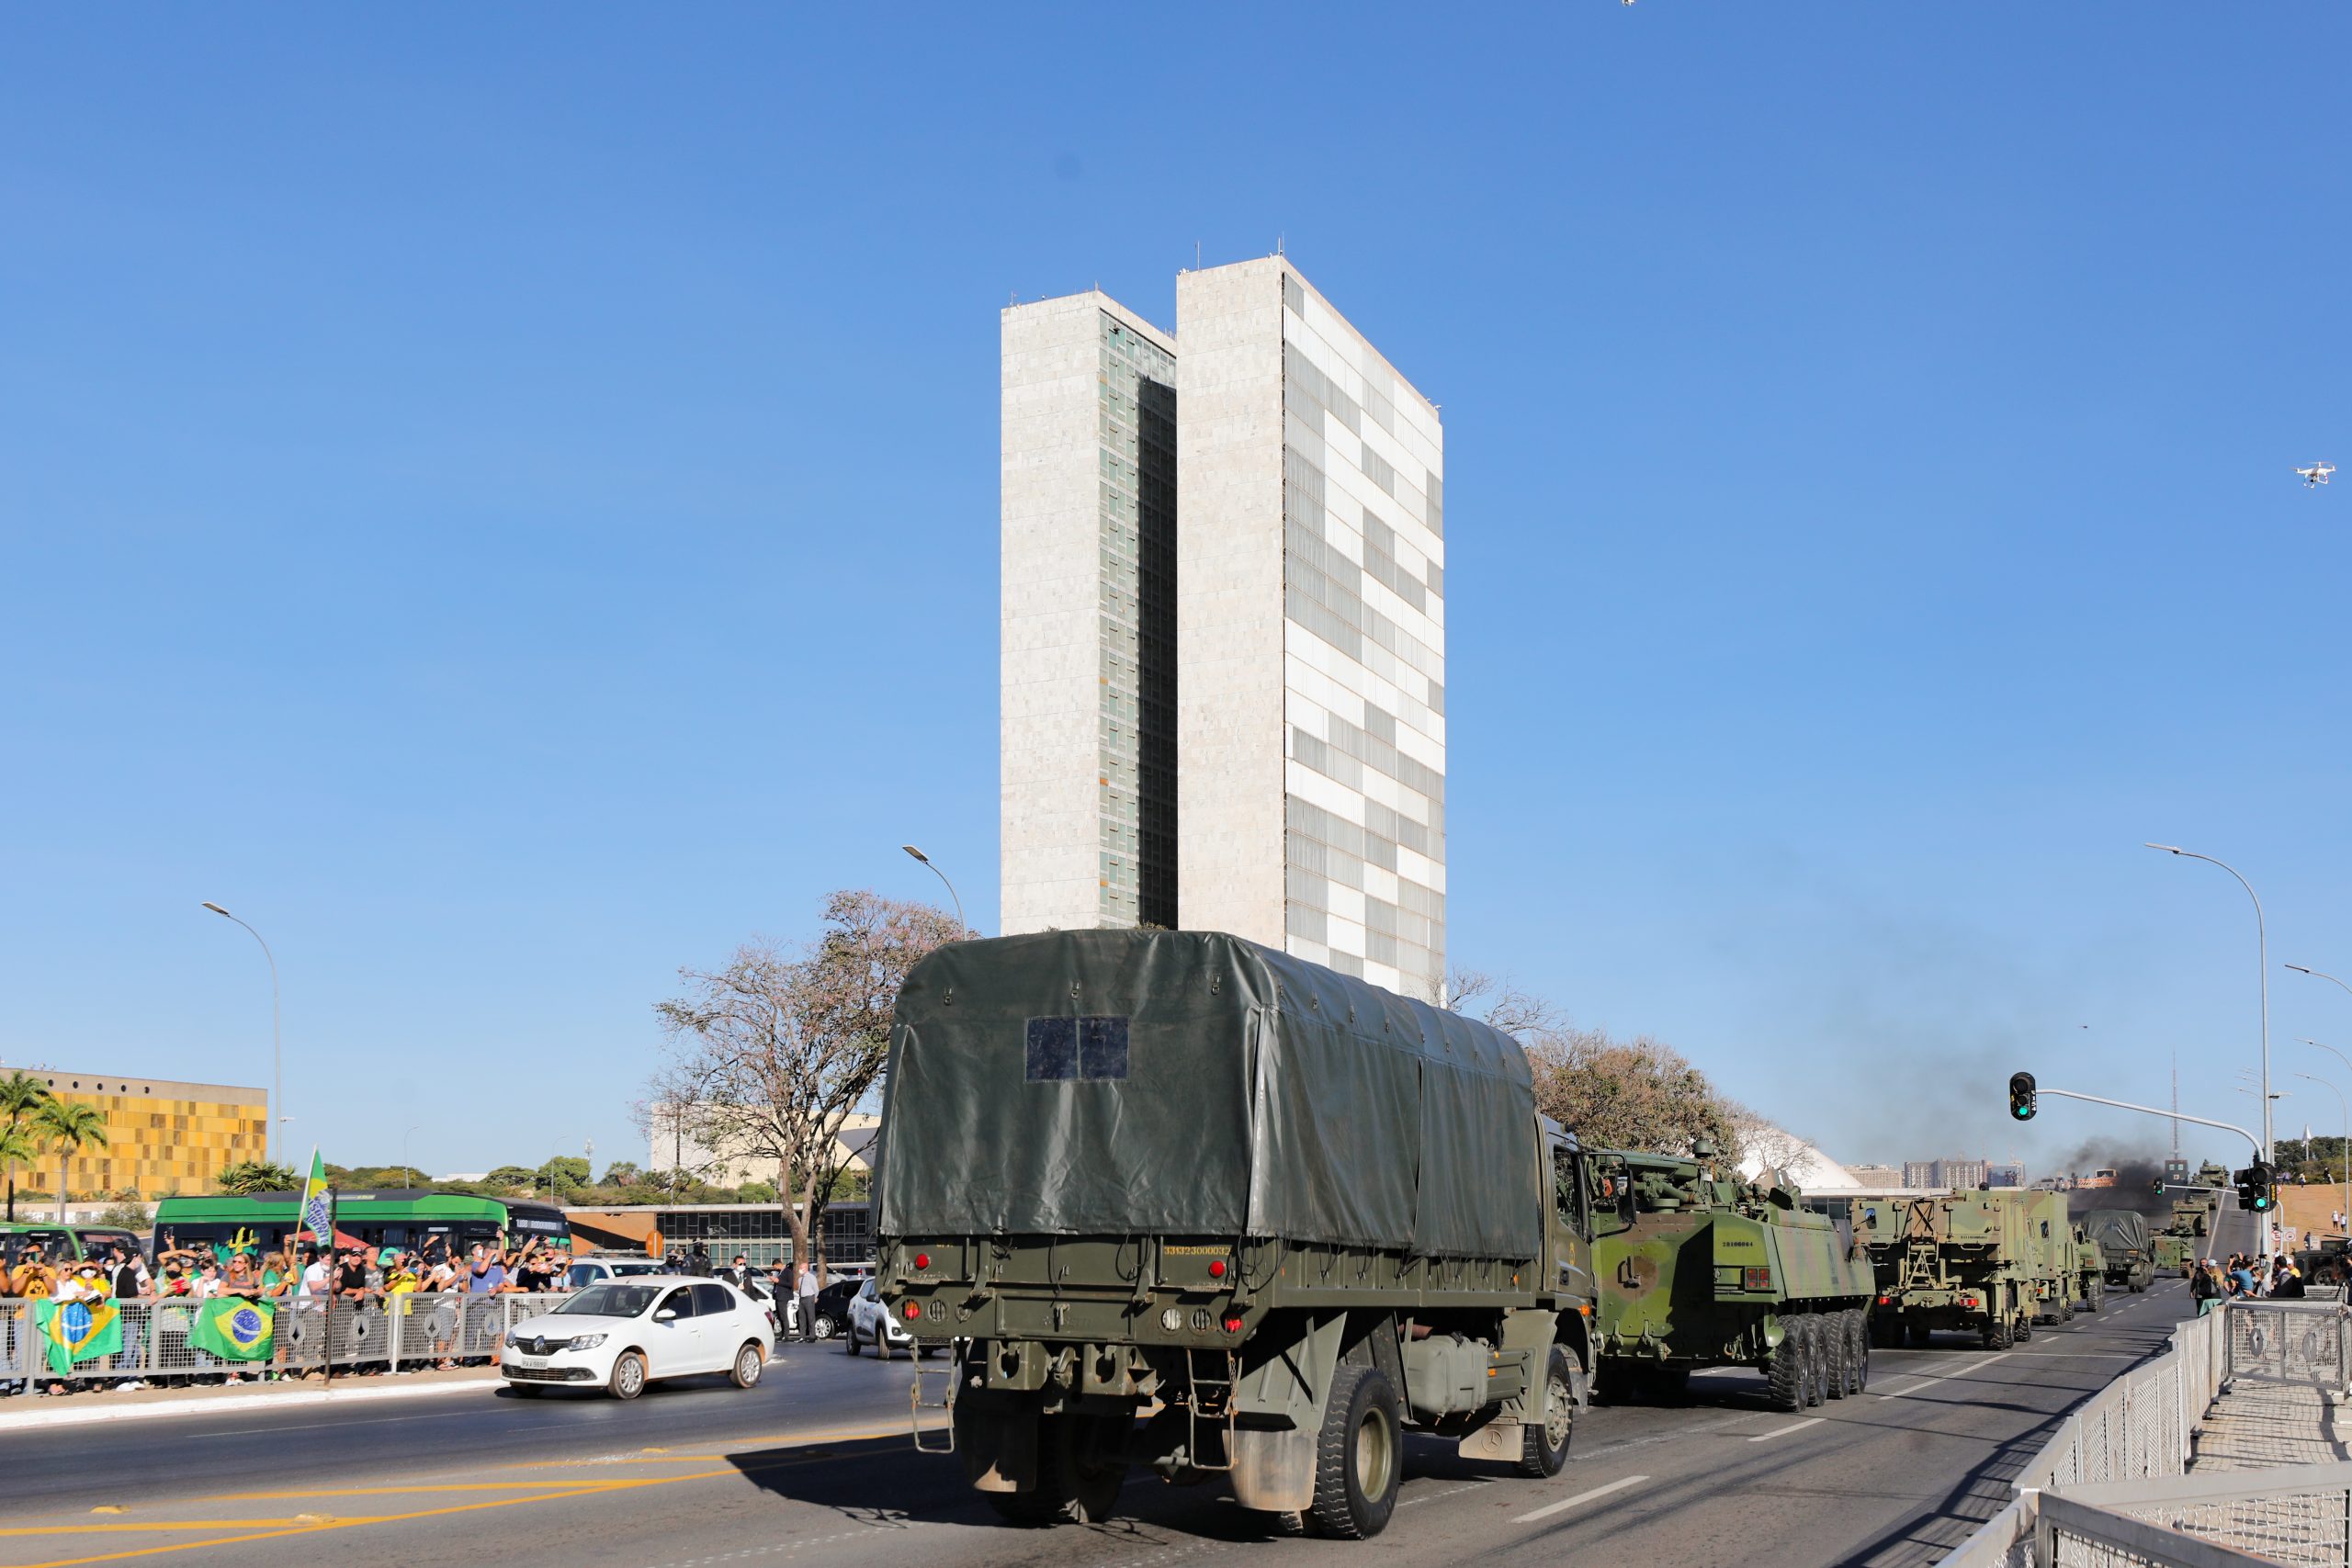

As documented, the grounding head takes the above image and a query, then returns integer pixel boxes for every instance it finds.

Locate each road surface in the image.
[0,1270,2213,1568]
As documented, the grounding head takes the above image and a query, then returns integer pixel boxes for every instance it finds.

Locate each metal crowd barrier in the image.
[1939,1299,2352,1568]
[0,1294,571,1387]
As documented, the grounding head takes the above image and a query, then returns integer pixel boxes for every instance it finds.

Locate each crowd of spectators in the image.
[2189,1250,2330,1313]
[0,1231,576,1397]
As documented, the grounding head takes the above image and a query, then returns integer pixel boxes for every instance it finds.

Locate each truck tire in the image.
[2085,1281,2103,1314]
[983,1413,1127,1527]
[1306,1363,1403,1540]
[1766,1320,1805,1413]
[1848,1313,1870,1395]
[1822,1314,1848,1402]
[2015,1312,2032,1344]
[1984,1315,2013,1351]
[1518,1344,1575,1478]
[1804,1318,1830,1408]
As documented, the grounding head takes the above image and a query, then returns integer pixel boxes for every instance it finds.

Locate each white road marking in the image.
[1513,1472,1648,1523]
[1746,1416,1825,1443]
[1873,1351,2011,1401]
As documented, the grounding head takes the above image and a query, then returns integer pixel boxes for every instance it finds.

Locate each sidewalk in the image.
[2193,1378,2352,1471]
[0,1364,502,1432]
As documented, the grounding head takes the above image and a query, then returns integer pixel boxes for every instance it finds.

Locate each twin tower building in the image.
[1000,256,1447,1003]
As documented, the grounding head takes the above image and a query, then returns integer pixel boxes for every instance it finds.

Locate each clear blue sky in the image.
[4,7,2346,1182]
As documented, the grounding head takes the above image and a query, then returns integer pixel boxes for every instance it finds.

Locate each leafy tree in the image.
[0,1071,52,1222]
[600,1161,643,1189]
[216,1159,300,1195]
[651,888,964,1278]
[484,1165,539,1191]
[98,1190,152,1229]
[31,1099,108,1222]
[537,1156,591,1196]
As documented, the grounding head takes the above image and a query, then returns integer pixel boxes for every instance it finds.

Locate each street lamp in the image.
[202,902,281,1165]
[2293,1069,2351,1245]
[2146,844,2272,1248]
[901,844,967,933]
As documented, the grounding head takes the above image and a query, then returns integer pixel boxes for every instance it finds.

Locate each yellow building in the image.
[20,1069,269,1198]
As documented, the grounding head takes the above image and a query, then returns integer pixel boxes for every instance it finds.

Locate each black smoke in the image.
[2058,1141,2172,1220]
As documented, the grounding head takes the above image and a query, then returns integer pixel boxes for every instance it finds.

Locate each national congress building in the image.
[1001,256,1447,1002]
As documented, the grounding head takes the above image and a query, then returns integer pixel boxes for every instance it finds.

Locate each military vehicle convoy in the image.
[873,931,1599,1540]
[1588,1145,1875,1412]
[2154,1186,2222,1278]
[1853,1190,2064,1348]
[2080,1209,2154,1292]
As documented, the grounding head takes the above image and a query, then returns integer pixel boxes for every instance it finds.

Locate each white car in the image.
[564,1255,667,1289]
[844,1276,927,1358]
[503,1279,775,1399]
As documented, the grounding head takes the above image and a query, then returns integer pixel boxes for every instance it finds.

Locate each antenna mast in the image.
[2171,1050,2180,1158]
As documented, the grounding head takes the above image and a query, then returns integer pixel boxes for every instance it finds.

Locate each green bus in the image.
[149,1190,570,1263]
[0,1221,145,1270]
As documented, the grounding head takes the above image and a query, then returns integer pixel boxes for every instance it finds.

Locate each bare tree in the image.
[1726,1105,1816,1182]
[650,889,964,1280]
[1447,967,1566,1042]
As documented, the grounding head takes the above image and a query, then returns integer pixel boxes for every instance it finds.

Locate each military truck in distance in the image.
[1589,1145,1875,1413]
[2080,1209,2154,1293]
[2154,1188,2220,1278]
[2023,1191,2078,1325]
[872,931,1600,1540]
[1856,1190,2046,1349]
[2069,1226,2108,1314]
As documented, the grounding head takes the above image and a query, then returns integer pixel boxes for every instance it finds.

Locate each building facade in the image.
[12,1067,267,1198]
[1000,258,1446,1003]
[1904,1157,1995,1191]
[1000,293,1180,933]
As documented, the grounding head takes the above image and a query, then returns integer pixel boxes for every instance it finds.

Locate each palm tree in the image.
[31,1099,108,1224]
[0,1070,53,1222]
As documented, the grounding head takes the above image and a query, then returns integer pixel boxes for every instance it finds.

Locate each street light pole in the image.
[202,902,281,1166]
[2292,1070,2350,1245]
[901,844,967,933]
[2146,844,2272,1251]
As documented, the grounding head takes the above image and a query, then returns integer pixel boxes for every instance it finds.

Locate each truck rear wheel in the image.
[1306,1364,1402,1540]
[1984,1315,2013,1351]
[1766,1321,1805,1413]
[1823,1312,1854,1400]
[1804,1318,1830,1408]
[983,1413,1127,1528]
[1517,1345,1575,1478]
[1847,1313,1869,1395]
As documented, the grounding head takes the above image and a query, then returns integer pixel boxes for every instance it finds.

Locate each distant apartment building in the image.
[1001,257,1447,1002]
[1905,1157,1994,1190]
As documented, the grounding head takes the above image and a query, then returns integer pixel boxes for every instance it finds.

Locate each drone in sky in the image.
[2296,461,2335,488]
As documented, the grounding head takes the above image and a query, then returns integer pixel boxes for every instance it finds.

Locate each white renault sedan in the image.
[503,1279,775,1399]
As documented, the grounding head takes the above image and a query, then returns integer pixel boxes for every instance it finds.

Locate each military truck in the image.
[2069,1225,2108,1314]
[1855,1190,2045,1348]
[2023,1190,2078,1325]
[872,931,1600,1540]
[2080,1209,2154,1292]
[1589,1145,1875,1413]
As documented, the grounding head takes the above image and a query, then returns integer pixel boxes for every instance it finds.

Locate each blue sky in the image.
[3,6,2346,1180]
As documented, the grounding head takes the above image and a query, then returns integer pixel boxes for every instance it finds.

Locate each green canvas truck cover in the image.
[874,929,1542,1259]
[2081,1209,2150,1259]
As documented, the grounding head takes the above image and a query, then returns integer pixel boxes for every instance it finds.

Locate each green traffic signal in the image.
[2007,1071,2037,1122]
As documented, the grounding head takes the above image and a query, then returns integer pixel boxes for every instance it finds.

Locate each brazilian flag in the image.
[189,1297,276,1361]
[33,1298,123,1376]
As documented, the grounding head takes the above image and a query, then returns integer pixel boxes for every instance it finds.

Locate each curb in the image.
[0,1374,502,1434]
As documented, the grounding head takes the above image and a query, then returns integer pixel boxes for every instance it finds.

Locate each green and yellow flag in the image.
[298,1147,334,1249]
[188,1297,276,1361]
[33,1298,123,1376]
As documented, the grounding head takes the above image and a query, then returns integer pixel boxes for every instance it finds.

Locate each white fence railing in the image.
[0,1293,570,1386]
[1939,1299,2352,1568]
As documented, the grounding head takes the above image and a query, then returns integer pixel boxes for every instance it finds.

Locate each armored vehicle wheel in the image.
[1908,1318,1932,1348]
[1848,1313,1870,1395]
[1984,1315,2013,1351]
[983,1413,1128,1527]
[2015,1313,2033,1343]
[1766,1321,1805,1413]
[1822,1314,1849,1402]
[2059,1297,2074,1323]
[1804,1318,1832,1408]
[1518,1344,1576,1478]
[1306,1363,1402,1540]
[2085,1281,2104,1314]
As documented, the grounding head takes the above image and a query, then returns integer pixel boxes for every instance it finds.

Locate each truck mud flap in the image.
[1229,1427,1317,1513]
[1458,1418,1523,1462]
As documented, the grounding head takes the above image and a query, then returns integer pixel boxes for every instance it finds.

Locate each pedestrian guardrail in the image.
[0,1293,570,1388]
[1939,1299,2352,1568]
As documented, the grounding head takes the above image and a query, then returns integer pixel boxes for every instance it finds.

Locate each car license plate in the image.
[517,1356,548,1370]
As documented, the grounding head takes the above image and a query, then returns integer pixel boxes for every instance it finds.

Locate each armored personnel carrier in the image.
[872,931,1600,1540]
[1588,1145,1876,1414]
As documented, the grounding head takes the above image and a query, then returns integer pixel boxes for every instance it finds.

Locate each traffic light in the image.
[2151,1177,2167,1192]
[2008,1071,2038,1122]
[2234,1162,2276,1213]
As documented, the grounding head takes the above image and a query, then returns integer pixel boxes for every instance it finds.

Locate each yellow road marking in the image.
[11,1427,924,1568]
[0,1525,321,1538]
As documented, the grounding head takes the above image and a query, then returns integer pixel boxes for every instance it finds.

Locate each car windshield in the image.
[557,1282,661,1318]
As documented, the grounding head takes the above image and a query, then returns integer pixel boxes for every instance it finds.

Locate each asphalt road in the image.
[0,1266,2219,1568]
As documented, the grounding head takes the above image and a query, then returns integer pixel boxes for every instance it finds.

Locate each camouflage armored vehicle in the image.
[2080,1209,2154,1292]
[2023,1190,2077,1325]
[1589,1145,1875,1413]
[873,931,1600,1540]
[1855,1190,2045,1348]
[2154,1188,2220,1278]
